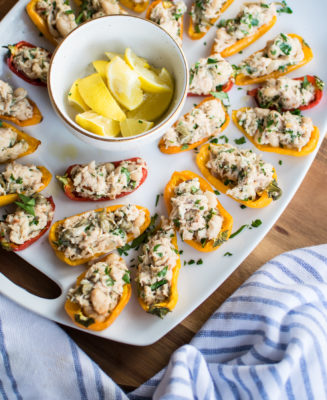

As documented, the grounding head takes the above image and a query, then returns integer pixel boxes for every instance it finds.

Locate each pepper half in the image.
[235,34,314,85]
[0,166,52,207]
[196,143,281,208]
[213,15,277,58]
[120,0,149,12]
[26,0,59,46]
[146,0,184,43]
[56,157,148,201]
[164,170,233,252]
[0,99,42,127]
[137,225,181,318]
[188,0,234,40]
[0,122,41,163]
[64,254,131,331]
[247,75,324,111]
[232,107,319,156]
[49,204,151,266]
[0,196,55,251]
[5,41,51,87]
[158,96,230,154]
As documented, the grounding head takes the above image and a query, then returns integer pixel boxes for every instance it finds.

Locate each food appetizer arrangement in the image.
[0,0,324,335]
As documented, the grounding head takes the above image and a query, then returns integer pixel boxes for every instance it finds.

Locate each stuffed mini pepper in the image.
[136,217,181,318]
[65,253,131,330]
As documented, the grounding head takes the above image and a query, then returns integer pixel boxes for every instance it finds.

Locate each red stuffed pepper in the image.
[0,194,55,251]
[247,75,324,111]
[57,157,148,202]
[5,41,52,87]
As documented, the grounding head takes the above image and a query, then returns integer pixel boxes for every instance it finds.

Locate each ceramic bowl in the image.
[48,15,189,151]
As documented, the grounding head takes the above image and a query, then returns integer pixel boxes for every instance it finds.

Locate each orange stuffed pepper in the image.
[188,0,234,40]
[136,217,181,318]
[164,170,233,252]
[159,96,230,154]
[49,204,150,266]
[65,253,131,330]
[232,107,319,156]
[235,33,313,85]
[196,143,282,208]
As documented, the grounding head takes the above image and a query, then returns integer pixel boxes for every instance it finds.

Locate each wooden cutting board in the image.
[1,0,327,390]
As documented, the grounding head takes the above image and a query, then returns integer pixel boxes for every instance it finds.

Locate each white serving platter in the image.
[0,0,326,346]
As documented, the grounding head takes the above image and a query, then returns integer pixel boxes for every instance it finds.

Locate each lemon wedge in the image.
[120,118,154,137]
[107,56,144,111]
[78,73,126,121]
[92,60,109,82]
[68,79,89,112]
[76,111,120,137]
[124,48,170,93]
[127,68,173,121]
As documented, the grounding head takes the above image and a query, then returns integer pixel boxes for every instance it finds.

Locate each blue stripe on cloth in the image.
[168,377,190,386]
[268,366,282,386]
[172,360,187,368]
[299,356,314,400]
[302,248,327,264]
[143,378,161,386]
[282,254,323,282]
[0,317,22,400]
[0,378,8,400]
[92,362,104,400]
[250,348,277,364]
[199,345,252,356]
[252,270,284,284]
[160,395,192,400]
[250,366,268,400]
[285,379,295,400]
[290,310,327,335]
[128,395,151,400]
[266,261,303,283]
[226,295,289,310]
[68,338,88,400]
[217,365,241,400]
[192,351,201,386]
[212,312,289,331]
[232,366,253,400]
[240,281,306,302]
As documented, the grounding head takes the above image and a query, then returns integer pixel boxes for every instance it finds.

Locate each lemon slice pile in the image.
[68,48,173,138]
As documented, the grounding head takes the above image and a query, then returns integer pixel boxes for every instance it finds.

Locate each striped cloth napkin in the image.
[0,244,326,399]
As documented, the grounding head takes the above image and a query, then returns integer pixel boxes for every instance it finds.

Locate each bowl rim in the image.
[47,14,189,143]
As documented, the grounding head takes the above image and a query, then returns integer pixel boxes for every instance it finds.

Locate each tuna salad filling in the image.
[0,126,29,163]
[149,1,187,46]
[0,194,54,245]
[63,159,146,200]
[12,46,51,84]
[255,77,316,110]
[163,99,226,147]
[137,217,178,307]
[0,162,43,196]
[236,107,314,150]
[213,2,276,53]
[36,0,77,40]
[76,0,126,23]
[170,178,223,245]
[206,143,281,201]
[189,54,234,95]
[0,80,33,121]
[54,205,145,261]
[239,33,304,78]
[190,0,227,34]
[67,253,129,323]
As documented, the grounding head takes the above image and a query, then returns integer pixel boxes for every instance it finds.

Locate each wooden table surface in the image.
[1,0,327,392]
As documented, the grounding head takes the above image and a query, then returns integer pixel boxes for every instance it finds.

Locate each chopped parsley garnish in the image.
[277,1,293,14]
[157,266,168,277]
[15,194,36,216]
[224,252,233,257]
[181,144,189,150]
[279,160,283,165]
[234,137,246,145]
[121,167,130,184]
[196,259,203,265]
[314,76,325,90]
[251,219,262,228]
[240,204,247,209]
[188,259,195,265]
[219,135,229,143]
[123,271,130,284]
[207,58,218,64]
[214,190,220,196]
[151,279,168,291]
[155,194,160,207]
[230,224,248,239]
[210,91,230,107]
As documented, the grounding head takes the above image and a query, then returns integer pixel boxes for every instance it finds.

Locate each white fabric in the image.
[1,244,327,399]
